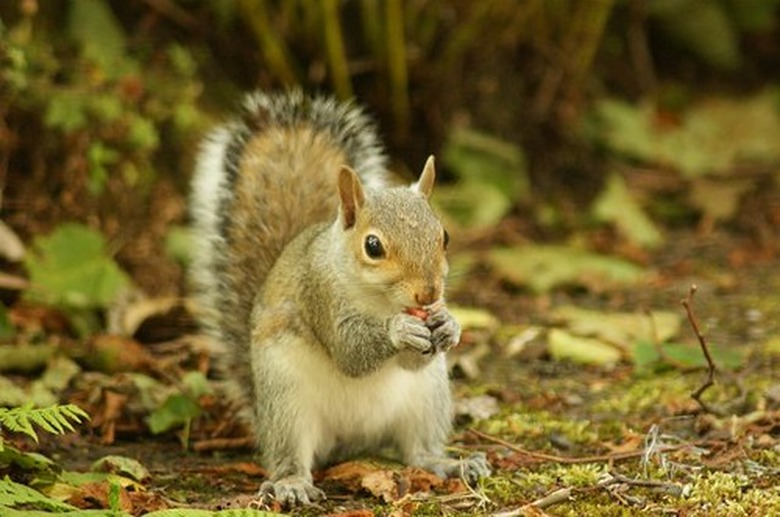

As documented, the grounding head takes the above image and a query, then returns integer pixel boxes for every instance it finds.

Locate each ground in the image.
[5,223,780,516]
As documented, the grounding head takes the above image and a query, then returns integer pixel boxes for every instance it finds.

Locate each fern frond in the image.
[0,404,90,443]
[0,406,38,442]
[0,475,78,511]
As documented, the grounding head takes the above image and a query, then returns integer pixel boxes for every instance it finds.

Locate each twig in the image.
[607,471,686,497]
[681,284,718,414]
[468,428,693,465]
[192,436,254,452]
[528,487,574,509]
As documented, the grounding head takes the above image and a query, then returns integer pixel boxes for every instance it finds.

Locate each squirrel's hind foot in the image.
[259,475,325,507]
[415,452,492,485]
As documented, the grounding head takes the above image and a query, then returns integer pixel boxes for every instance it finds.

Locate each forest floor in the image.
[6,223,780,516]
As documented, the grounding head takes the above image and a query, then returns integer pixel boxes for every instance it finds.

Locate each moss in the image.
[591,374,694,415]
[481,408,598,447]
[680,471,780,516]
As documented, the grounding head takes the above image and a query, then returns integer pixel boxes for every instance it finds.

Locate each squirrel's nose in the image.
[414,284,440,307]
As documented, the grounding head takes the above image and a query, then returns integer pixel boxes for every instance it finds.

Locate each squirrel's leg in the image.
[251,331,326,506]
[394,356,492,484]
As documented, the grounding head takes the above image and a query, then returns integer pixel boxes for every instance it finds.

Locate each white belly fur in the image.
[269,337,444,463]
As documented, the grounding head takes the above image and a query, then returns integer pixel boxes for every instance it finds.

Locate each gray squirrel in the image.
[189,91,490,506]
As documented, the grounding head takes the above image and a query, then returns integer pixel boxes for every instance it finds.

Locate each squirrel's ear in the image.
[414,155,436,199]
[338,166,365,229]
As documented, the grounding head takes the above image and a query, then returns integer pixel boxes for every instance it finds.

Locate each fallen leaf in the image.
[631,340,746,371]
[689,177,754,225]
[434,182,514,231]
[66,481,133,512]
[592,172,663,249]
[551,305,680,350]
[0,219,25,261]
[321,460,378,491]
[547,329,621,366]
[361,470,399,503]
[81,334,152,373]
[145,393,201,435]
[407,468,444,493]
[454,394,500,422]
[24,223,131,310]
[593,90,780,178]
[449,305,500,331]
[92,455,151,483]
[488,245,646,294]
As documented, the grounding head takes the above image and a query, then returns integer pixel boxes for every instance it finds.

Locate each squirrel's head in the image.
[337,156,449,312]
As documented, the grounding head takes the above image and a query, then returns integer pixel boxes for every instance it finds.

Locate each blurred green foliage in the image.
[0,0,778,312]
[2,0,207,198]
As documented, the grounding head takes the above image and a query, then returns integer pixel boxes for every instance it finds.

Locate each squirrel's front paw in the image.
[389,313,433,354]
[260,476,325,507]
[426,306,461,352]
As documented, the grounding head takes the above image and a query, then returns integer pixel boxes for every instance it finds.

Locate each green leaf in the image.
[44,92,87,132]
[632,340,746,371]
[548,329,621,367]
[68,0,127,73]
[0,444,58,475]
[442,128,529,202]
[0,376,27,406]
[0,304,15,341]
[434,182,513,230]
[145,394,201,435]
[182,371,211,399]
[87,142,119,196]
[649,0,741,71]
[24,223,130,310]
[592,173,663,249]
[0,475,78,511]
[87,94,124,123]
[488,245,646,294]
[552,306,680,350]
[91,456,150,483]
[128,115,160,151]
[436,128,528,230]
[592,90,780,178]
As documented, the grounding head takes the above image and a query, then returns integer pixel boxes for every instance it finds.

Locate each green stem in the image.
[385,0,410,134]
[321,0,353,99]
[238,0,298,86]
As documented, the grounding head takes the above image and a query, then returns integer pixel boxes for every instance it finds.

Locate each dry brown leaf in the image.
[406,467,444,493]
[82,334,153,373]
[360,470,399,503]
[67,481,133,512]
[325,510,375,517]
[321,461,379,491]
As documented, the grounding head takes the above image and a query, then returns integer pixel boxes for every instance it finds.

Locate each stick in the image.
[681,284,718,413]
[468,428,692,465]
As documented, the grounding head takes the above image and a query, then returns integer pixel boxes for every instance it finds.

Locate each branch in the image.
[681,284,719,414]
[468,428,694,465]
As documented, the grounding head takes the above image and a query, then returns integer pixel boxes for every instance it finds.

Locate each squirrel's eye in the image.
[364,234,385,259]
[443,229,450,249]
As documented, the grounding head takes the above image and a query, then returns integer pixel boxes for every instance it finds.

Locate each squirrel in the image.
[189,90,490,506]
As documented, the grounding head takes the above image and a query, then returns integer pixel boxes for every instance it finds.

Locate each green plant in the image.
[0,403,89,451]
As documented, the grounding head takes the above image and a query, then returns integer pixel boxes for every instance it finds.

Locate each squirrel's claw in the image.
[389,313,434,354]
[427,307,461,352]
[259,476,325,507]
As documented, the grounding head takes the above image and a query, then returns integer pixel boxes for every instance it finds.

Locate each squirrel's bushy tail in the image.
[189,91,388,426]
